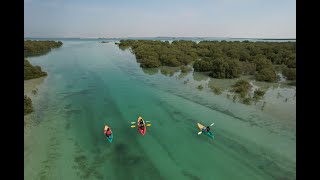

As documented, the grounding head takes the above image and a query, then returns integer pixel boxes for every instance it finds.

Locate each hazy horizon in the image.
[25,0,296,38]
[24,36,296,39]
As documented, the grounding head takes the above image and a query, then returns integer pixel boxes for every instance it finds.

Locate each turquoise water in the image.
[24,40,296,180]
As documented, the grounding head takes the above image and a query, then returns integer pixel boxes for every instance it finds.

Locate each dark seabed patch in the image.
[213,131,295,179]
[182,170,201,180]
[64,104,72,109]
[111,142,165,180]
[65,122,71,130]
[58,88,96,99]
[127,104,136,109]
[36,132,62,179]
[72,143,113,179]
[65,109,82,117]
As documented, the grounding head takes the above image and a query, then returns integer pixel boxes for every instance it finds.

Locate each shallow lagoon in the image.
[24,40,295,180]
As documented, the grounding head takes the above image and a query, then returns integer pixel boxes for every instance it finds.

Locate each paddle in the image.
[132,121,150,124]
[198,123,214,135]
[131,124,151,128]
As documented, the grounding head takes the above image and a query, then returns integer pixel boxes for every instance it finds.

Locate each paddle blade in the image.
[198,131,202,135]
[146,121,151,123]
[210,123,214,126]
[146,124,151,127]
[131,122,136,124]
[131,125,136,128]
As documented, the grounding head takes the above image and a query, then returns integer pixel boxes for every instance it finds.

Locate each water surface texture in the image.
[24,40,296,180]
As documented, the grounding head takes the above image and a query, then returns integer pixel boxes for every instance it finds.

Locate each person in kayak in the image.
[139,119,145,129]
[105,128,112,137]
[202,126,210,133]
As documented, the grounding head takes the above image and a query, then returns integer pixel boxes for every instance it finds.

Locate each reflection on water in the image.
[118,45,129,51]
[192,72,209,81]
[141,66,181,77]
[159,66,180,77]
[142,68,159,75]
[178,72,189,79]
[141,66,296,117]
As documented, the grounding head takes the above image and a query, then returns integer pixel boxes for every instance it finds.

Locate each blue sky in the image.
[24,0,296,38]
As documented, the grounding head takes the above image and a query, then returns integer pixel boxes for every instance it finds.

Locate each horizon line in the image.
[24,36,296,40]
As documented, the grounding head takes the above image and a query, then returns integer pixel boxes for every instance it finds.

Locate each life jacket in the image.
[106,130,111,135]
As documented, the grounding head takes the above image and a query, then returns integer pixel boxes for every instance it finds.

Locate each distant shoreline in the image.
[259,39,296,40]
[24,37,296,40]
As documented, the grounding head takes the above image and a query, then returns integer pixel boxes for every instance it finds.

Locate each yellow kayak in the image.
[197,123,214,138]
[197,123,205,131]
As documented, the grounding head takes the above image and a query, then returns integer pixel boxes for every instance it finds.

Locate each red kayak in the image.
[137,116,146,135]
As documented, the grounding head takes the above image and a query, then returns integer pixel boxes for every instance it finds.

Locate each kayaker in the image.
[105,128,112,137]
[202,126,210,132]
[139,120,145,129]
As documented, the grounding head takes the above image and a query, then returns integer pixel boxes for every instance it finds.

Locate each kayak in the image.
[197,123,214,138]
[107,133,113,142]
[137,116,146,135]
[104,125,113,142]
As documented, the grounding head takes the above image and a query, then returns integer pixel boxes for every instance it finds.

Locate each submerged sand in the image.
[25,41,296,180]
[24,77,46,125]
[24,77,46,96]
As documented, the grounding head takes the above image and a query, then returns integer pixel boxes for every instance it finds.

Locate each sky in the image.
[24,0,296,38]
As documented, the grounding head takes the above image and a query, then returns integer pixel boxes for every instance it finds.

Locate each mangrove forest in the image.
[24,40,63,57]
[24,40,63,116]
[118,40,296,83]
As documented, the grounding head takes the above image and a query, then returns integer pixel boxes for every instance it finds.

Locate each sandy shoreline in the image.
[24,77,46,125]
[24,77,46,96]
